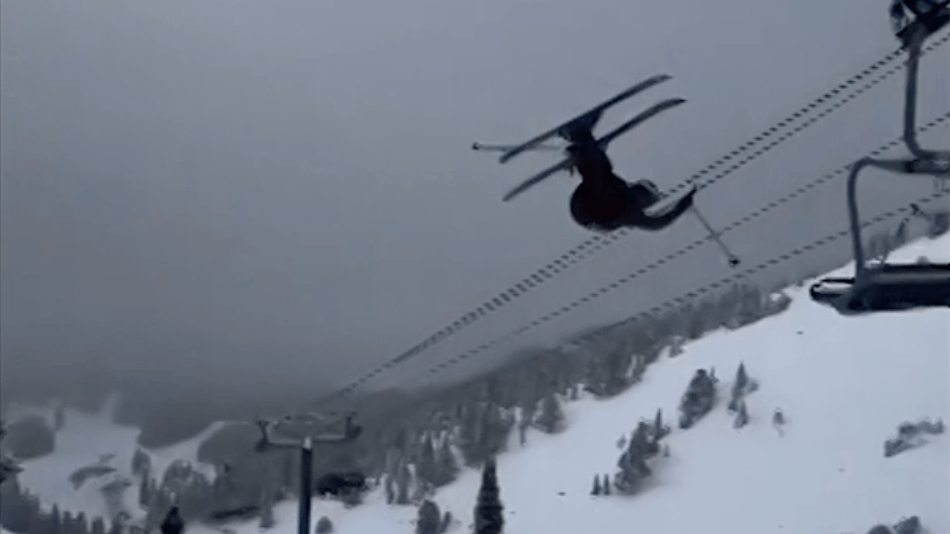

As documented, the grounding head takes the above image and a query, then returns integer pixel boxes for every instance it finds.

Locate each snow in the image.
[7,234,949,534]
[10,395,218,522]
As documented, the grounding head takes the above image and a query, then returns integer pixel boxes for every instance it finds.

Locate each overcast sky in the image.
[2,0,946,408]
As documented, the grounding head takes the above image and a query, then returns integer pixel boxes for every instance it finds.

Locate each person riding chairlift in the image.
[889,0,949,37]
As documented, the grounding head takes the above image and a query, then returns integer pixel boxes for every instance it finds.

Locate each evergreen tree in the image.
[630,354,647,383]
[517,402,535,446]
[60,511,74,534]
[440,511,454,534]
[616,433,627,450]
[735,362,748,392]
[23,494,42,534]
[616,422,652,494]
[178,472,212,522]
[280,450,295,494]
[131,449,150,479]
[634,422,654,461]
[473,458,504,534]
[591,474,601,496]
[653,408,669,441]
[396,461,411,505]
[489,407,511,458]
[601,349,633,396]
[729,362,752,412]
[734,399,749,429]
[773,408,785,426]
[138,476,151,509]
[602,474,611,496]
[384,473,395,505]
[159,506,184,534]
[0,480,33,534]
[534,394,564,434]
[146,486,174,531]
[433,439,458,487]
[53,407,65,432]
[342,481,364,508]
[416,500,441,534]
[258,488,275,529]
[416,434,439,484]
[89,518,106,534]
[457,403,513,467]
[49,505,62,534]
[74,512,88,534]
[456,404,482,465]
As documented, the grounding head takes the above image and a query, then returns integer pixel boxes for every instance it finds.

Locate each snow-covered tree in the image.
[473,458,503,534]
[534,394,564,434]
[733,399,749,429]
[416,500,441,534]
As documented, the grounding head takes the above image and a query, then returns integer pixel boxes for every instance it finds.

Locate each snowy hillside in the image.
[6,234,949,534]
[7,395,220,523]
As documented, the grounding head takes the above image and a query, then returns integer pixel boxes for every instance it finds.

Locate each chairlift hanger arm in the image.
[900,22,950,160]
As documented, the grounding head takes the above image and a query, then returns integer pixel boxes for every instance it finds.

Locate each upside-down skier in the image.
[474,74,739,266]
[473,74,698,234]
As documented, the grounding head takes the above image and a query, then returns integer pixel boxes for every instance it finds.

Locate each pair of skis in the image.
[474,74,740,267]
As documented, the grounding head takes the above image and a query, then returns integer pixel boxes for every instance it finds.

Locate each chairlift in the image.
[893,0,949,46]
[810,7,950,316]
[810,158,950,316]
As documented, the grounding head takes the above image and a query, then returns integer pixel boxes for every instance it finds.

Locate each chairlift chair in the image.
[810,4,950,316]
[894,0,949,45]
[809,157,950,315]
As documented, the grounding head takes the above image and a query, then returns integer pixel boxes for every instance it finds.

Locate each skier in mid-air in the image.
[474,74,698,235]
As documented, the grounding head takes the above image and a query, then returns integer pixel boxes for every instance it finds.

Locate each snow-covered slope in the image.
[8,235,949,534]
[9,395,220,521]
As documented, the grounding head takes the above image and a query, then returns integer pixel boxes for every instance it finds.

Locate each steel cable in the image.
[367,31,950,373]
[414,189,949,380]
[317,110,950,405]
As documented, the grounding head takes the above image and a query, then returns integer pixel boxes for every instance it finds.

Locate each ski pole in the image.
[691,206,740,267]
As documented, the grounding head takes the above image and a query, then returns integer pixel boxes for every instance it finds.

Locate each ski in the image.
[499,74,674,164]
[503,157,575,202]
[595,98,686,150]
